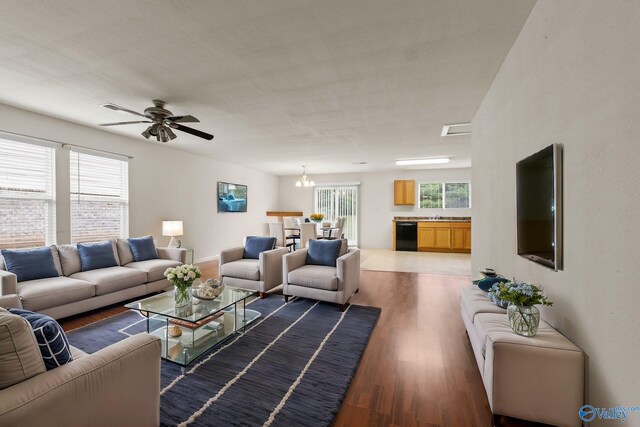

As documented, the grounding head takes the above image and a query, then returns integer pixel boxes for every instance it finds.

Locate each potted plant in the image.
[488,280,553,337]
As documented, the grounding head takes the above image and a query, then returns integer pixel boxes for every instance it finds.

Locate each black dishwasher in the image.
[395,221,417,251]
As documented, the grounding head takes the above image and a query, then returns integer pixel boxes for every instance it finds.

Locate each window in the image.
[419,182,470,209]
[419,183,443,208]
[314,185,359,246]
[70,150,129,243]
[0,138,56,249]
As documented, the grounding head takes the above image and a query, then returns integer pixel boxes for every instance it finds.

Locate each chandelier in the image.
[295,166,315,187]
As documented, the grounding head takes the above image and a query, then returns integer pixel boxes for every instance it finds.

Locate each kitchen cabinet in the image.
[415,221,471,253]
[418,222,451,251]
[394,180,415,205]
[451,222,472,251]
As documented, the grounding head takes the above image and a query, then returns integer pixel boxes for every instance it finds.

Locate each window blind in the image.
[70,150,129,243]
[0,138,56,249]
[314,185,359,246]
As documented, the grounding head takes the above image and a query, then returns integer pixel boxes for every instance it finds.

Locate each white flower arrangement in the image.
[164,264,202,307]
[164,264,202,287]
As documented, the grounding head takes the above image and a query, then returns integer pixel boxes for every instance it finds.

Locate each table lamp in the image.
[162,220,183,248]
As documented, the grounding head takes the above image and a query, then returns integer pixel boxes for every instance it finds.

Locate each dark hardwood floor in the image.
[59,260,544,427]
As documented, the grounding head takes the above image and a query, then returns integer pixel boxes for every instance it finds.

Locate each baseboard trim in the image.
[195,254,219,263]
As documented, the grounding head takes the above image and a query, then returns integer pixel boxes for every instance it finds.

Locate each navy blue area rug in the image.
[67,297,380,427]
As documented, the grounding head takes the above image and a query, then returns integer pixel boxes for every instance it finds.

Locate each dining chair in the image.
[299,223,317,249]
[269,222,295,251]
[283,216,301,249]
[323,216,345,240]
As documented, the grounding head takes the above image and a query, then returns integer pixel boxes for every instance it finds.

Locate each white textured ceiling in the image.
[0,0,534,175]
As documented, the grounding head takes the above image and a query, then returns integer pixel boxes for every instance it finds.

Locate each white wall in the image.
[278,168,471,248]
[472,0,640,418]
[0,103,279,261]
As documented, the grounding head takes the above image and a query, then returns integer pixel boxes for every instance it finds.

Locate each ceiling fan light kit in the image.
[99,99,213,142]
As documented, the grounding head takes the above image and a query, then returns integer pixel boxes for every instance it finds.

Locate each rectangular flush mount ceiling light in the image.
[395,158,450,166]
[441,123,471,137]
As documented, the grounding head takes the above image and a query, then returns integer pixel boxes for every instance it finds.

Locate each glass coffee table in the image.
[125,286,260,373]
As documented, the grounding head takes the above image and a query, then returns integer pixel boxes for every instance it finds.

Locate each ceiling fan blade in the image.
[99,121,152,126]
[174,124,214,140]
[167,115,200,123]
[101,103,148,118]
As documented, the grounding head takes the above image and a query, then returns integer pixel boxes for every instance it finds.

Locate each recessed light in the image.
[441,123,471,137]
[395,158,450,166]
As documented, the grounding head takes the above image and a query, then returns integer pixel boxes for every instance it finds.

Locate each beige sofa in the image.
[0,294,161,427]
[0,241,186,319]
[460,286,584,427]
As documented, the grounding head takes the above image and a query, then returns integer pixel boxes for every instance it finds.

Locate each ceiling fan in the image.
[99,99,214,142]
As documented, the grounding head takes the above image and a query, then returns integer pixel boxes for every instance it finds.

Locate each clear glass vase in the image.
[174,284,193,309]
[507,304,540,337]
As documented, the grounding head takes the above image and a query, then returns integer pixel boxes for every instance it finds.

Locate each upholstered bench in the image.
[460,287,584,427]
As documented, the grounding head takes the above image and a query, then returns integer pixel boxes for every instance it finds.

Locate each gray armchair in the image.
[282,245,360,311]
[219,245,289,298]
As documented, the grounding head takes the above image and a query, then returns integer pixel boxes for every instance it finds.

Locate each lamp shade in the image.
[162,221,183,237]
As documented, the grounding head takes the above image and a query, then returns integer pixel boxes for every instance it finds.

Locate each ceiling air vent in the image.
[441,123,471,137]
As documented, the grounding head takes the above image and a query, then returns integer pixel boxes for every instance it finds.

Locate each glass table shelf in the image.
[125,286,260,373]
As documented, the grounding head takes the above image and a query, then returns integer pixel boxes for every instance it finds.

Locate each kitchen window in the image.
[419,182,470,209]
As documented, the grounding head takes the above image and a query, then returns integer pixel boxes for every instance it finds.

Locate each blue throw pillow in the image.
[127,236,158,262]
[1,247,59,282]
[476,276,505,292]
[306,239,342,267]
[243,236,277,259]
[9,308,73,370]
[77,241,117,271]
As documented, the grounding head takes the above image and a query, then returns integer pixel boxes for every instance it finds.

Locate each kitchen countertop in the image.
[393,216,471,222]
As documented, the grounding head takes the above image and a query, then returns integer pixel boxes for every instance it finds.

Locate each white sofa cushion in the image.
[125,259,181,282]
[18,277,95,312]
[116,239,134,265]
[460,286,506,324]
[474,313,554,358]
[220,259,260,281]
[70,266,147,296]
[0,308,46,390]
[288,265,338,291]
[57,244,81,276]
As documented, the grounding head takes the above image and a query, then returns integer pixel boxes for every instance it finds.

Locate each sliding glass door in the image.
[314,185,359,246]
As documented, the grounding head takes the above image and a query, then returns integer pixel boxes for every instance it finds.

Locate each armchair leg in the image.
[284,295,289,303]
[338,304,345,312]
[259,292,265,299]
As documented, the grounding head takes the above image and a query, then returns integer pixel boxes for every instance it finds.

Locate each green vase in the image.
[507,304,540,337]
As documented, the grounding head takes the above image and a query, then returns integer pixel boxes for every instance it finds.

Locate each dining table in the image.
[285,225,340,246]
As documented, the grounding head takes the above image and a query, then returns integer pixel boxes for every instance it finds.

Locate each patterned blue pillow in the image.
[9,308,74,370]
[306,239,342,267]
[77,241,117,271]
[1,247,59,282]
[127,236,158,262]
[243,236,277,259]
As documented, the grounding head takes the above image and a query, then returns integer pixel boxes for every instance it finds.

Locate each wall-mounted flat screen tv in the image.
[516,144,563,271]
[217,182,247,213]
